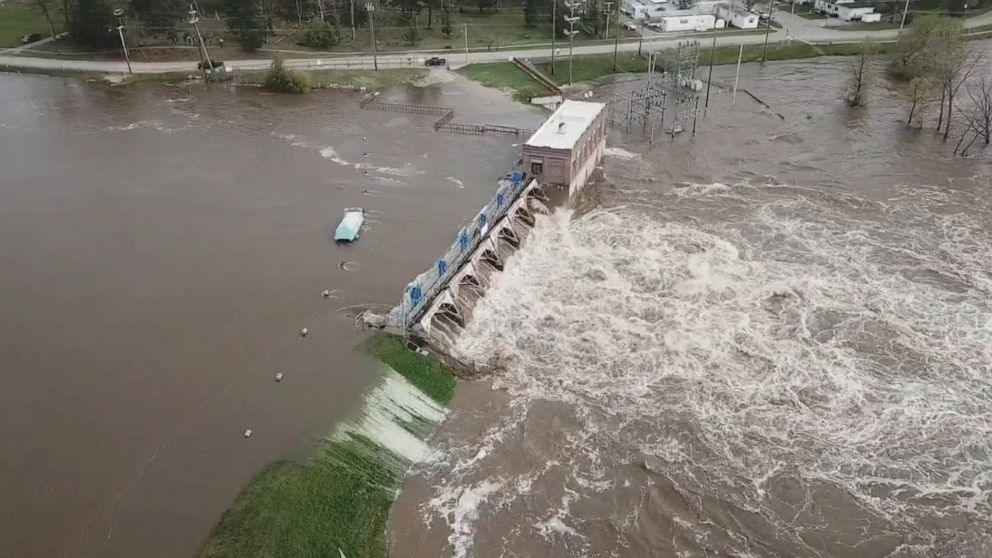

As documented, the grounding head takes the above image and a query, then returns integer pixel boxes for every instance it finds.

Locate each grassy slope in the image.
[361,334,456,404]
[457,62,551,101]
[198,334,455,558]
[0,1,56,47]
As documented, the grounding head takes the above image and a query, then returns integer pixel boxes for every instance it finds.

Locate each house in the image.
[715,4,759,28]
[624,0,669,20]
[522,100,607,204]
[652,12,718,31]
[835,1,878,20]
[813,0,853,12]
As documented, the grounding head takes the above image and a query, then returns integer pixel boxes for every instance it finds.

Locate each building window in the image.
[680,18,689,24]
[531,161,543,175]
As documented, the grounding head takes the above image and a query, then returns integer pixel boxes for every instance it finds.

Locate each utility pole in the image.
[564,2,581,85]
[761,0,774,63]
[351,0,356,39]
[464,23,469,65]
[732,43,743,105]
[899,0,911,31]
[637,19,644,56]
[789,0,795,37]
[189,5,212,79]
[551,0,557,75]
[704,30,716,108]
[113,9,132,74]
[366,3,378,70]
[612,0,621,70]
[604,1,613,40]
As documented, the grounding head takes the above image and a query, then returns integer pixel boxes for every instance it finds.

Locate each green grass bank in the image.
[0,0,57,48]
[198,334,455,558]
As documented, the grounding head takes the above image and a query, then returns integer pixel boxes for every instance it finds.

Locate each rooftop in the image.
[525,100,605,151]
[717,3,755,15]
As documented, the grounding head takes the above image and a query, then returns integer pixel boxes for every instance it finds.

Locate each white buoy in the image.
[321,289,331,298]
[243,429,253,438]
[275,372,284,382]
[362,136,368,141]
[300,327,309,337]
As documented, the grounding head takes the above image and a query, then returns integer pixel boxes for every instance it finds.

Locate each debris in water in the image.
[243,429,253,438]
[362,136,368,141]
[300,327,309,337]
[275,372,284,382]
[322,289,331,298]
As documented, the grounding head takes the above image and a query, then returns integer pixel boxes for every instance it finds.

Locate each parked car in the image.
[425,57,447,67]
[197,60,225,70]
[623,22,638,31]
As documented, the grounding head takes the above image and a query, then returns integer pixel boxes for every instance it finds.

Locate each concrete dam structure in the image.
[371,100,608,347]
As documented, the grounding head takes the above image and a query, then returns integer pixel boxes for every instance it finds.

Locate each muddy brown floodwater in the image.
[0,72,543,558]
[391,56,992,557]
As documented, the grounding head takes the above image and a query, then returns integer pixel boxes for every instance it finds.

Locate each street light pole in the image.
[366,3,378,70]
[351,0,356,40]
[899,0,911,31]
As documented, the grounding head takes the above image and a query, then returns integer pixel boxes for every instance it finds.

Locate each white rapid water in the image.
[421,180,992,557]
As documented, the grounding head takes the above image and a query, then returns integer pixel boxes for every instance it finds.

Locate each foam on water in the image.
[604,146,640,161]
[425,180,992,555]
[334,366,447,464]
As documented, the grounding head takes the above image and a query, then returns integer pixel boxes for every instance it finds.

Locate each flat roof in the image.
[525,100,605,151]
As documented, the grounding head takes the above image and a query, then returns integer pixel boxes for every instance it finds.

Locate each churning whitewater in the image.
[421,177,992,557]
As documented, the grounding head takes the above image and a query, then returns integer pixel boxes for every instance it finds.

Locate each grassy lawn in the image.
[831,21,904,30]
[799,11,827,19]
[0,0,57,48]
[199,334,455,558]
[458,62,551,101]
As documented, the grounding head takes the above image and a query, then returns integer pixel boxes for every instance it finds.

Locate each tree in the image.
[954,78,992,155]
[403,21,422,45]
[31,0,60,38]
[743,0,759,11]
[130,0,186,35]
[441,2,452,37]
[225,0,268,51]
[301,19,340,48]
[906,76,931,127]
[524,0,538,27]
[676,0,697,9]
[475,0,495,13]
[67,0,117,48]
[846,40,874,107]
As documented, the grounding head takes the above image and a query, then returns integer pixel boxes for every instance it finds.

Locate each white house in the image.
[624,0,668,20]
[812,0,853,12]
[653,12,717,31]
[835,1,877,20]
[861,11,882,22]
[715,4,759,28]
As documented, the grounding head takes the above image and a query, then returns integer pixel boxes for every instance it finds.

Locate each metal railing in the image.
[399,177,536,331]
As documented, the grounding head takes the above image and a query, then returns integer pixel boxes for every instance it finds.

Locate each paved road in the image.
[1,12,989,75]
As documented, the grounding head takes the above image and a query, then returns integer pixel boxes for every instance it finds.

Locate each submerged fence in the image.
[359,95,535,137]
[397,173,533,331]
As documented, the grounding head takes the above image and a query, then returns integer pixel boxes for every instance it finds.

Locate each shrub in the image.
[301,20,340,49]
[262,57,315,93]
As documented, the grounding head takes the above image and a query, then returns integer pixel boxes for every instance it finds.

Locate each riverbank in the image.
[198,334,455,558]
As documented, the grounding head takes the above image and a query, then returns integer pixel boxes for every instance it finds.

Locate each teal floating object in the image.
[335,208,365,242]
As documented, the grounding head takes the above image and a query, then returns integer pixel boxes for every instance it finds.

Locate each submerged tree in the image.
[906,76,931,127]
[846,40,874,107]
[954,77,992,155]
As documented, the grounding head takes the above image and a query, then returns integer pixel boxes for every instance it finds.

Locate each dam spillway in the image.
[370,101,608,348]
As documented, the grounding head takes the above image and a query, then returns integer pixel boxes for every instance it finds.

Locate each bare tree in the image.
[32,0,60,38]
[906,76,930,127]
[937,51,982,141]
[846,40,874,107]
[954,77,992,156]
